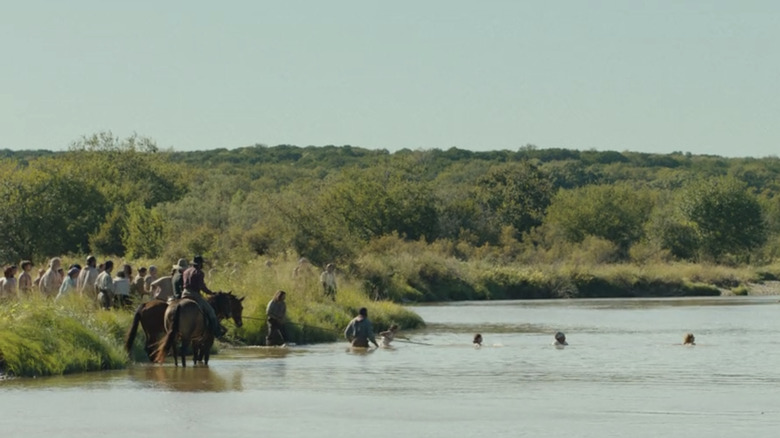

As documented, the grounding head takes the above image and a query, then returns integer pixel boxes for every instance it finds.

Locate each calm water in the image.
[3,296,780,437]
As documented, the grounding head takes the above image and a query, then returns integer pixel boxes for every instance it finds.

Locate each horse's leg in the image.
[180,336,188,368]
[173,334,180,367]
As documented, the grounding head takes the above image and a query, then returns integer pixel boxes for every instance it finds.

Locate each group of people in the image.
[471,331,696,348]
[0,254,224,338]
[0,256,159,305]
[263,291,398,349]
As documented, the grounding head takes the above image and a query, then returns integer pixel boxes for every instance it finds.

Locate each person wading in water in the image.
[344,307,378,348]
[265,290,288,346]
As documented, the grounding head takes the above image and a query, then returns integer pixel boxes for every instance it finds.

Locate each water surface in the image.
[3,296,780,437]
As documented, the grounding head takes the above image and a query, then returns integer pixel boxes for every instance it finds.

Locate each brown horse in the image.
[124,299,169,360]
[154,292,244,367]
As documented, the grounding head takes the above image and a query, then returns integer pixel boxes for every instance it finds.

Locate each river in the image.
[2,296,780,437]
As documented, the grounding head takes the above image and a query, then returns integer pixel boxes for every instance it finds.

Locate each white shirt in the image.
[113,277,130,296]
[96,271,114,294]
[77,266,99,294]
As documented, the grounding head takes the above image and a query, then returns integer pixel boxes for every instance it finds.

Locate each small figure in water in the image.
[473,333,483,348]
[553,332,568,347]
[683,333,695,346]
[379,324,399,347]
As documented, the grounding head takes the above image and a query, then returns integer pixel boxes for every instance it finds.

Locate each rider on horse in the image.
[181,255,225,338]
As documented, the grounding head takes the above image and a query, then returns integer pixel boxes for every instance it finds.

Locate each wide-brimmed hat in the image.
[173,258,188,270]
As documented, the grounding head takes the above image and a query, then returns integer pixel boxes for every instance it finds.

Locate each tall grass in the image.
[207,258,424,346]
[0,294,128,377]
[350,235,776,301]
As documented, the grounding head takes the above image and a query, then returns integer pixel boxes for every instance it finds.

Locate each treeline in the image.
[2,133,780,300]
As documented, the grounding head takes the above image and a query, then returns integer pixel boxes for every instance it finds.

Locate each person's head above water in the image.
[473,333,483,345]
[683,333,695,345]
[555,332,566,343]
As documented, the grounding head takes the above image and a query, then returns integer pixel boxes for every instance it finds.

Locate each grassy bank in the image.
[350,237,780,301]
[0,295,129,378]
[205,258,425,346]
[0,261,425,377]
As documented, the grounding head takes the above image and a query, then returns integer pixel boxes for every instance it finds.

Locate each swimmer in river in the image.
[379,324,399,347]
[683,333,695,346]
[473,333,483,348]
[553,331,568,347]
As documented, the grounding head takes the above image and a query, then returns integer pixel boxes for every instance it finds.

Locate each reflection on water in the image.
[3,296,780,438]
[129,365,239,392]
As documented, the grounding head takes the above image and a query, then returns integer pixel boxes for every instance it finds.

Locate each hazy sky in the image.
[2,1,778,157]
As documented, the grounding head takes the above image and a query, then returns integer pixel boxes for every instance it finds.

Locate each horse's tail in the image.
[123,302,145,355]
[154,304,181,364]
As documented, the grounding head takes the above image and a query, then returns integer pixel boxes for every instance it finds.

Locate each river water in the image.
[2,296,780,437]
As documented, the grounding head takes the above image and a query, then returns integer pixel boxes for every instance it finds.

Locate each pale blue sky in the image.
[2,1,778,157]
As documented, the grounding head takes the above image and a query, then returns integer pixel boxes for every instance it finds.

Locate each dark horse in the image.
[130,292,243,365]
[124,299,169,360]
[154,291,245,367]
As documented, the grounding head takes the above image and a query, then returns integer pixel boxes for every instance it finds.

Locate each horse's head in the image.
[213,291,244,328]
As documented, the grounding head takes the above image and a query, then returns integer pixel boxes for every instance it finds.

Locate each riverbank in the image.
[0,282,424,378]
[351,245,780,301]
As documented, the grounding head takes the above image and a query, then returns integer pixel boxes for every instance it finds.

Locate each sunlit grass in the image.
[200,258,424,346]
[0,294,128,378]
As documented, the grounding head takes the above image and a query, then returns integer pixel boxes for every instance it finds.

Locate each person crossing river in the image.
[182,255,225,338]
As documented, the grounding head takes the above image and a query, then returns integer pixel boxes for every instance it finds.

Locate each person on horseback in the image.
[182,255,225,338]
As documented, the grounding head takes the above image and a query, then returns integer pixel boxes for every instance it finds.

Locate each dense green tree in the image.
[122,203,166,259]
[474,161,553,241]
[0,161,107,261]
[545,184,654,257]
[679,177,767,261]
[326,167,439,243]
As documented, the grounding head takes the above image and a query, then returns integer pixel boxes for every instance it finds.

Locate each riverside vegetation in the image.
[3,133,780,376]
[0,257,423,377]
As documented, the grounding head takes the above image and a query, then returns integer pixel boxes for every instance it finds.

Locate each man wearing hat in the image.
[182,255,224,337]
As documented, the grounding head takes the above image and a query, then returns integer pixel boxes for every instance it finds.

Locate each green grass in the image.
[0,294,128,377]
[208,258,425,346]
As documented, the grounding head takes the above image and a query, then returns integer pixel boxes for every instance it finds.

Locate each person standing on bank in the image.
[344,307,378,348]
[182,255,225,338]
[39,257,62,297]
[265,290,288,346]
[18,261,33,295]
[96,261,115,309]
[171,258,187,300]
[320,263,337,301]
[77,255,99,298]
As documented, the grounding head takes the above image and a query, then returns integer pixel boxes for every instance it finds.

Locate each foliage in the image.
[679,177,767,262]
[4,134,780,305]
[545,184,654,258]
[0,161,107,261]
[474,161,554,242]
